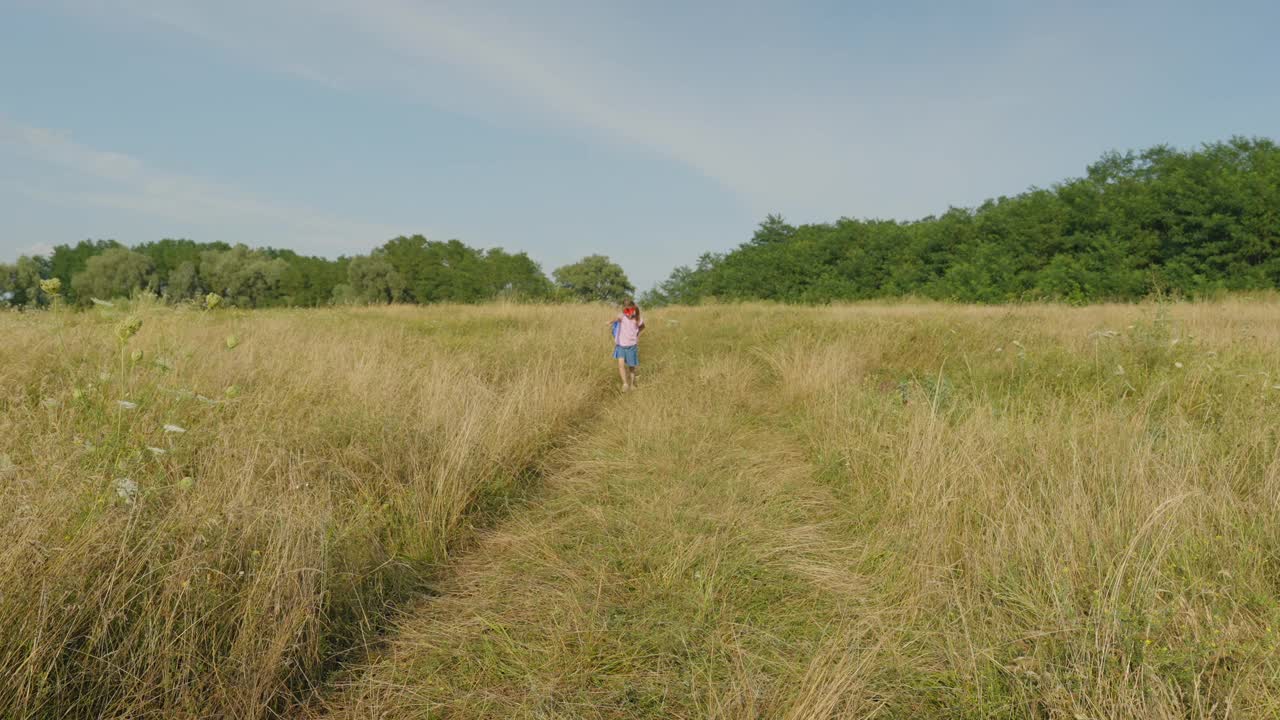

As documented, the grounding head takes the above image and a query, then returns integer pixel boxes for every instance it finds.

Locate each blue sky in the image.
[2,1,1278,290]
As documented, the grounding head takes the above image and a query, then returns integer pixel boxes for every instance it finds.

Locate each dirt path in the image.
[307,316,876,718]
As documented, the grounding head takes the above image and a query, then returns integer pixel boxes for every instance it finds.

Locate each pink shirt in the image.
[616,314,644,346]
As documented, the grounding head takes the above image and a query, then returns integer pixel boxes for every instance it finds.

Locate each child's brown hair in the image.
[622,298,641,323]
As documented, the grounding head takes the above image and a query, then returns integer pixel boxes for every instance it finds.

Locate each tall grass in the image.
[6,300,1280,718]
[769,299,1280,717]
[319,300,1280,719]
[0,303,606,718]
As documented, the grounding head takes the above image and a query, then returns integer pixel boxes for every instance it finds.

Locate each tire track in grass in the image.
[289,365,630,712]
[310,311,887,719]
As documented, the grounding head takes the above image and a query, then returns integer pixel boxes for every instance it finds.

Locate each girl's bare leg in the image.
[628,366,638,388]
[618,358,630,390]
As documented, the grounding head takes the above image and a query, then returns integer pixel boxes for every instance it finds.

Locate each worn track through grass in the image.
[315,301,1280,719]
[314,308,885,718]
[9,301,1280,718]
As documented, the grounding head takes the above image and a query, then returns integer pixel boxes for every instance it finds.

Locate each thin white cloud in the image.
[61,0,1156,222]
[69,0,850,211]
[0,115,403,254]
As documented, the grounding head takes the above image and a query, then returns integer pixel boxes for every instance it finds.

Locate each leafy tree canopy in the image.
[70,248,156,303]
[646,137,1280,305]
[553,255,635,304]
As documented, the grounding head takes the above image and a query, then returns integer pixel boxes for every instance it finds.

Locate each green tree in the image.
[166,261,201,301]
[483,248,553,299]
[199,245,289,307]
[0,262,16,306]
[49,240,123,301]
[347,254,407,304]
[552,255,635,303]
[652,137,1280,305]
[135,239,225,284]
[70,248,156,302]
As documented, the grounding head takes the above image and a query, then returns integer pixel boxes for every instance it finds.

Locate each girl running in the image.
[609,299,645,392]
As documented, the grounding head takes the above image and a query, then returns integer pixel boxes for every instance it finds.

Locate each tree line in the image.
[5,137,1278,309]
[644,137,1280,305]
[0,236,637,308]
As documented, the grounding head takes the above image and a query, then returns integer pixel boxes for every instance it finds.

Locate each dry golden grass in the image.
[5,299,1280,719]
[771,299,1280,718]
[319,300,1280,719]
[0,302,607,718]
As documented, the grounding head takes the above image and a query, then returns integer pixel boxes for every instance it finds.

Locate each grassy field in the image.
[0,302,607,717]
[4,300,1280,718]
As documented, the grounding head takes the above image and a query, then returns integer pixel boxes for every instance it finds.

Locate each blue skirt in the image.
[613,344,639,367]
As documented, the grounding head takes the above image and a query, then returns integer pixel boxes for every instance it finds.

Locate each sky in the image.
[2,1,1278,291]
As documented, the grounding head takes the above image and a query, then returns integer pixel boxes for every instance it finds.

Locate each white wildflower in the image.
[115,315,142,342]
[995,347,1004,353]
[39,278,62,296]
[1114,365,1125,376]
[163,424,187,434]
[1174,362,1183,369]
[117,400,137,410]
[90,297,115,307]
[114,477,139,505]
[147,447,166,456]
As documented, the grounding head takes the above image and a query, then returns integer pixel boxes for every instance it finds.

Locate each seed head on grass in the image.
[116,315,143,342]
[39,278,62,297]
[205,293,223,310]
